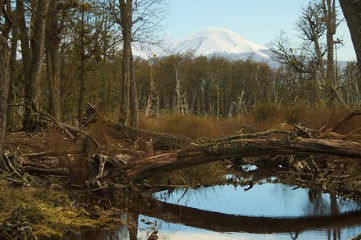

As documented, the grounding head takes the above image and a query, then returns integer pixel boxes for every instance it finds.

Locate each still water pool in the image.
[73,182,361,240]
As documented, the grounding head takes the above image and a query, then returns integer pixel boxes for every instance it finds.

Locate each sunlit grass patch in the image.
[0,180,123,239]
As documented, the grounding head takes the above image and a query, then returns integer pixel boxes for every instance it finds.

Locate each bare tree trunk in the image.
[7,18,18,130]
[310,26,326,103]
[339,0,361,73]
[145,63,159,117]
[322,0,336,105]
[119,0,132,125]
[77,1,86,122]
[174,65,181,112]
[21,1,49,131]
[45,0,61,120]
[129,48,138,128]
[16,0,30,81]
[0,26,10,170]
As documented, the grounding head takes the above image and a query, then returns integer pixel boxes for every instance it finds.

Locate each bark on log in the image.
[124,137,361,182]
[22,166,69,176]
[24,149,83,158]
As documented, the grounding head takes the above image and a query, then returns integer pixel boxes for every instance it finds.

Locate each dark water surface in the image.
[72,181,361,240]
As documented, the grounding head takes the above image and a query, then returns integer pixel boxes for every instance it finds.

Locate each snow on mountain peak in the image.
[132,28,272,62]
[173,28,267,56]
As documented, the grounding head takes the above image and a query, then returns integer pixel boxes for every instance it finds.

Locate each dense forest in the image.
[0,0,361,167]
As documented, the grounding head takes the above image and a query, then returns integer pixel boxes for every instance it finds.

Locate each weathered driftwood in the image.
[123,137,361,182]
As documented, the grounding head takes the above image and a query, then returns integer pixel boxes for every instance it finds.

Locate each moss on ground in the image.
[0,179,123,239]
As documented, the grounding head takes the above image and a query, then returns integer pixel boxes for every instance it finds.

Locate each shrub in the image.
[138,105,358,138]
[139,113,245,139]
[250,103,280,122]
[280,104,309,124]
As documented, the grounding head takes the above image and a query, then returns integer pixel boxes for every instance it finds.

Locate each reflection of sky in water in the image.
[71,183,361,239]
[138,226,290,240]
[154,183,360,217]
[138,215,361,240]
[137,183,361,240]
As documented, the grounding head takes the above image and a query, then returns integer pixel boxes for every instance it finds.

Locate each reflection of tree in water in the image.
[75,161,361,240]
[328,194,341,240]
[156,185,220,208]
[146,164,361,239]
[303,191,342,240]
[290,231,299,240]
[129,190,361,235]
[304,189,329,216]
[127,212,139,240]
[249,163,361,240]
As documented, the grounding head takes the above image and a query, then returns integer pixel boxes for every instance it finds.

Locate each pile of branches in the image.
[0,206,38,240]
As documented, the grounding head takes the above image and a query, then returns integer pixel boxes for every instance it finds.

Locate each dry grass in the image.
[138,106,360,138]
[139,112,248,139]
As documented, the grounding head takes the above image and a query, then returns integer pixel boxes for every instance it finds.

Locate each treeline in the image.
[136,55,361,117]
[20,51,360,127]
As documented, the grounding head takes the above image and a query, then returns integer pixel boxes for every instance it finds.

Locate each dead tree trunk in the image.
[20,0,49,130]
[123,137,361,182]
[0,32,10,171]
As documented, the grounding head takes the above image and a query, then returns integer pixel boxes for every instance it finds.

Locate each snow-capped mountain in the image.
[172,28,268,57]
[132,28,274,63]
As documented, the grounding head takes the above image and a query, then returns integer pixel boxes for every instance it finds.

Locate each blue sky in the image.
[164,0,356,61]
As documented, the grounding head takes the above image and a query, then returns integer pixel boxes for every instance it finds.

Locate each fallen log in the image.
[123,137,361,182]
[15,110,361,188]
[23,149,84,158]
[22,166,69,176]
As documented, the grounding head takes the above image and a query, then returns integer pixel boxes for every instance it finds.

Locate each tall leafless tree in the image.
[119,0,133,126]
[45,0,62,121]
[0,0,10,170]
[18,0,49,131]
[271,0,346,107]
[321,0,339,105]
[102,0,166,127]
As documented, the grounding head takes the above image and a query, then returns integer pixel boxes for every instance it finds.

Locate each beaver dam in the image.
[1,110,361,239]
